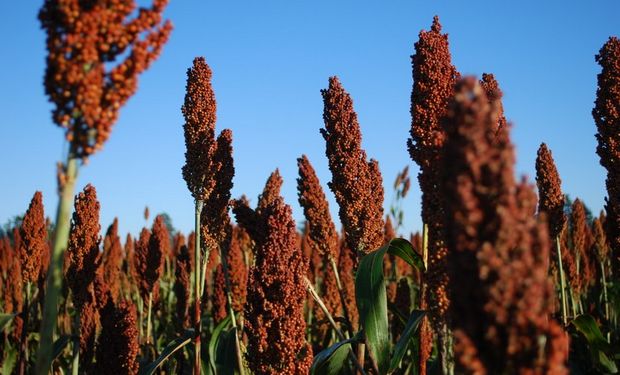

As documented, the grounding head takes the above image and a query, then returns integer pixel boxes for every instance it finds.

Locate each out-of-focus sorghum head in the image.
[571,199,594,293]
[408,16,460,327]
[39,0,172,158]
[297,155,339,261]
[480,73,507,134]
[593,36,620,274]
[442,77,567,374]
[592,215,608,262]
[103,218,123,302]
[321,76,385,255]
[337,236,359,330]
[96,299,140,375]
[232,174,313,374]
[134,227,152,300]
[535,143,567,238]
[135,215,167,301]
[66,184,101,308]
[19,191,48,283]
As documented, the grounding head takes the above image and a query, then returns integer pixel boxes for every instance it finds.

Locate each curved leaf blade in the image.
[356,244,390,373]
[311,338,355,375]
[139,329,194,375]
[389,310,425,372]
[572,314,617,373]
[208,315,232,374]
[0,314,15,333]
[386,238,424,273]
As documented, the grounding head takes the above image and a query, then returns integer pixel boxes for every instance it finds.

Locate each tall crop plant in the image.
[36,1,171,372]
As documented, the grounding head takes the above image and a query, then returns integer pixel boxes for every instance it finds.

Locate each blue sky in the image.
[1,1,618,238]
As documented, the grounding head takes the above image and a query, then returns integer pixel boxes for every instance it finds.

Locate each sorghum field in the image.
[1,1,620,375]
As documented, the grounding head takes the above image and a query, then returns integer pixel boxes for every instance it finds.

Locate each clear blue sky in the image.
[1,1,618,238]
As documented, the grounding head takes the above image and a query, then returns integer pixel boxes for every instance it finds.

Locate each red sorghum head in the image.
[19,191,48,284]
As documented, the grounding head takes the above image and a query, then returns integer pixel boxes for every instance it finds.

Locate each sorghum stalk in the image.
[304,276,366,375]
[194,199,203,375]
[37,0,171,368]
[220,244,244,375]
[37,156,78,375]
[146,293,153,345]
[555,237,569,325]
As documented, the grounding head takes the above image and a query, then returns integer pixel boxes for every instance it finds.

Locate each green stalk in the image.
[601,261,610,323]
[193,200,203,375]
[555,237,568,325]
[138,296,144,344]
[36,155,79,375]
[146,293,153,345]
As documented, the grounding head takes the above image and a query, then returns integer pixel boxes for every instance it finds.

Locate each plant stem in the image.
[555,237,568,325]
[146,292,153,345]
[193,200,203,375]
[36,155,79,375]
[18,282,32,375]
[329,257,354,338]
[220,242,245,375]
[304,277,366,375]
[601,261,610,322]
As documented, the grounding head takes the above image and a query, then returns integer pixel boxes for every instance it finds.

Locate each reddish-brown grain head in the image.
[321,76,385,256]
[408,16,460,327]
[96,299,140,375]
[103,218,123,302]
[19,191,48,283]
[442,77,567,373]
[593,36,620,275]
[66,184,101,308]
[234,175,312,374]
[297,155,339,261]
[535,143,567,238]
[39,0,172,158]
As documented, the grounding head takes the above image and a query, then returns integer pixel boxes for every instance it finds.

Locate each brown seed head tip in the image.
[39,0,171,158]
[67,184,101,307]
[431,15,442,33]
[535,142,566,238]
[321,76,384,254]
[257,169,283,212]
[297,155,339,260]
[20,191,48,283]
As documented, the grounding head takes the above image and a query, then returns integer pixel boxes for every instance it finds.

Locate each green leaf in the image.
[1,346,17,375]
[572,314,618,373]
[0,313,15,333]
[356,243,390,373]
[386,238,424,272]
[207,316,242,375]
[389,310,425,372]
[139,329,194,375]
[52,335,72,360]
[355,238,422,374]
[310,338,355,375]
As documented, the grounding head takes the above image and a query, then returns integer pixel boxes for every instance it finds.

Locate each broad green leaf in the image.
[389,310,425,372]
[572,314,618,373]
[139,329,194,375]
[356,243,391,373]
[1,346,17,375]
[356,238,422,374]
[310,338,355,375]
[0,314,15,333]
[386,238,425,273]
[208,316,243,374]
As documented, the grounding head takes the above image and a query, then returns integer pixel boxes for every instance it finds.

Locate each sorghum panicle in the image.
[96,299,140,375]
[39,0,172,158]
[535,143,567,238]
[19,191,48,284]
[442,77,567,374]
[408,16,459,325]
[593,36,620,274]
[321,76,385,256]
